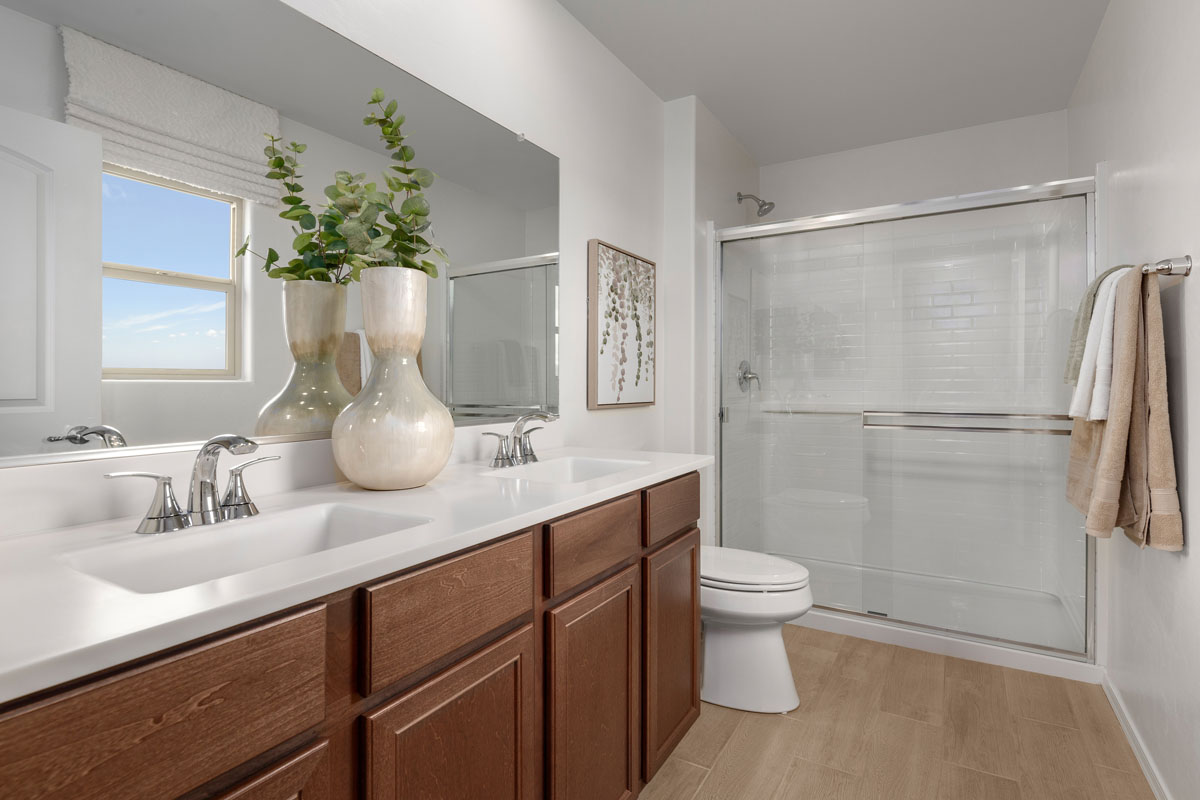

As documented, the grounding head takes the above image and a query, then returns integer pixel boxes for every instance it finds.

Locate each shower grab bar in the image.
[861,410,1072,436]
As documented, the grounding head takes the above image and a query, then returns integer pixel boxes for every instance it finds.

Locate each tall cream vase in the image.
[332,267,453,490]
[256,280,353,436]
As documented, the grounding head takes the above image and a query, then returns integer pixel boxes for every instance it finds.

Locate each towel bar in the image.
[861,410,1073,436]
[1142,256,1191,276]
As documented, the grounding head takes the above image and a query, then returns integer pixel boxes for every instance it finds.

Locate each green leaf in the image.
[282,195,305,205]
[385,176,407,192]
[399,145,415,162]
[400,195,430,216]
[293,232,314,250]
[384,99,398,117]
[293,143,307,153]
[334,170,353,183]
[411,168,435,187]
[324,184,344,201]
[369,88,385,104]
[265,170,288,180]
[280,206,308,221]
[268,156,285,168]
[235,239,250,257]
[303,267,330,281]
[298,213,317,231]
[279,272,300,281]
[420,260,439,278]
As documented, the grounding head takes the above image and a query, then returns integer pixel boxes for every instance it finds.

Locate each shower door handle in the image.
[736,360,760,392]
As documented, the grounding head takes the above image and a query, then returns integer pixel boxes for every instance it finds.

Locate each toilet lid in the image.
[700,546,809,590]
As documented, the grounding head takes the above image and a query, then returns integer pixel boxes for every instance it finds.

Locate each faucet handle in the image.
[518,427,544,463]
[221,455,280,521]
[104,472,190,534]
[482,432,515,468]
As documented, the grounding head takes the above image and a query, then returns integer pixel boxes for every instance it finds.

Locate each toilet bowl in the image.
[700,545,813,713]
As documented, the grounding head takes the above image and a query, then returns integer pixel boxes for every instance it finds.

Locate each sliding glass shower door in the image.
[720,192,1092,655]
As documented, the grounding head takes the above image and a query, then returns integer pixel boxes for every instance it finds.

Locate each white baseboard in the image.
[1102,677,1172,800]
[791,608,1104,683]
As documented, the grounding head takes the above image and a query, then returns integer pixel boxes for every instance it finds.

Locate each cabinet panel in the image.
[363,625,537,800]
[215,739,329,800]
[642,529,701,780]
[642,472,700,547]
[0,606,326,800]
[363,532,533,694]
[545,493,640,597]
[547,565,640,800]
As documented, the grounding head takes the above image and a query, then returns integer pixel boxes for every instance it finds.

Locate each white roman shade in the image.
[61,27,280,206]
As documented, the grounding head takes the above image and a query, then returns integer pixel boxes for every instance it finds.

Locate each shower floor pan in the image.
[775,555,1086,655]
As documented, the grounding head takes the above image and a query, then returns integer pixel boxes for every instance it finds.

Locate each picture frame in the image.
[587,239,656,409]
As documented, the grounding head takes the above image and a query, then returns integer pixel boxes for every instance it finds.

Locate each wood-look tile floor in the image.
[644,626,1155,800]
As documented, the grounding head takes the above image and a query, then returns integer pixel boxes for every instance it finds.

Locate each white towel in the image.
[1069,268,1128,418]
[1088,268,1133,420]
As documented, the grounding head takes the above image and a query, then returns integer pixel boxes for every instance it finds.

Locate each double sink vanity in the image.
[0,448,710,799]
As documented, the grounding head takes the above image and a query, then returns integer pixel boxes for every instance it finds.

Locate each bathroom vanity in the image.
[0,454,705,800]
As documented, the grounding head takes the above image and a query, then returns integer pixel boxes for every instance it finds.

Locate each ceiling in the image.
[558,0,1110,165]
[5,0,558,211]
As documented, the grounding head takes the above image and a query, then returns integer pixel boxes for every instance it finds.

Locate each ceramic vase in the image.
[255,281,354,436]
[332,267,453,490]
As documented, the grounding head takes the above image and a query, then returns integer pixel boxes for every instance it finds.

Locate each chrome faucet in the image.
[47,424,127,448]
[189,434,258,525]
[509,412,557,465]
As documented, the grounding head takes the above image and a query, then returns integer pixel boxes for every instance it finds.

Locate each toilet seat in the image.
[701,575,809,592]
[700,545,809,591]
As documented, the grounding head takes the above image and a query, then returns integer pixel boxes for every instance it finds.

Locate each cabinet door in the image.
[642,529,701,780]
[214,739,329,800]
[547,565,640,800]
[363,625,537,800]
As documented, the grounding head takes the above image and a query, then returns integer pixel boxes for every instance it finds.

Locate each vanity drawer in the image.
[0,606,326,800]
[643,472,700,547]
[363,532,534,694]
[545,493,641,598]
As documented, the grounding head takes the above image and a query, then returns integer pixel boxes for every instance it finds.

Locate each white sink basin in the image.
[63,503,432,594]
[484,456,649,484]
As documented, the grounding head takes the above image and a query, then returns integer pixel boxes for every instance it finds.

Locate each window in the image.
[101,166,241,378]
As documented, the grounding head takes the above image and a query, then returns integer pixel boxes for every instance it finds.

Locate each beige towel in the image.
[1066,273,1183,550]
[1123,276,1183,550]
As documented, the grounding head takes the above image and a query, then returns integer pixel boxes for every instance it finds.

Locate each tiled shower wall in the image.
[721,197,1090,649]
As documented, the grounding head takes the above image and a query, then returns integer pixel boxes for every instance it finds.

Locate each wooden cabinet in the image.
[363,625,538,800]
[642,528,701,781]
[214,739,330,800]
[0,471,702,800]
[547,565,641,800]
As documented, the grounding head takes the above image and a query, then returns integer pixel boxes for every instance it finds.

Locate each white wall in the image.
[663,95,757,541]
[281,0,666,455]
[759,111,1070,220]
[1068,0,1200,795]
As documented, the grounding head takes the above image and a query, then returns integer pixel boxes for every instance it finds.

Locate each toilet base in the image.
[701,620,800,713]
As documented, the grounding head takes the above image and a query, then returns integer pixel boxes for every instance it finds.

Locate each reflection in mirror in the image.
[0,0,558,463]
[447,254,560,422]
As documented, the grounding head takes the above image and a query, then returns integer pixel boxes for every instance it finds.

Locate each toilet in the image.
[699,545,813,713]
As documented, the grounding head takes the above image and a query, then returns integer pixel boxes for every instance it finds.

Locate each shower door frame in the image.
[713,177,1098,662]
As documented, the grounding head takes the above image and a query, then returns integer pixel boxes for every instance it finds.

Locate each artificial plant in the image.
[237,89,446,283]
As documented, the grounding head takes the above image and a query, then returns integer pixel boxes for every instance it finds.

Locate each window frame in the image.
[100,164,243,380]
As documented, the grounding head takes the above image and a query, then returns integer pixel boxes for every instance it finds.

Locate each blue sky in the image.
[101,174,231,370]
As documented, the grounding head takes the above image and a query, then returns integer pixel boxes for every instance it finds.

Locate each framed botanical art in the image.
[588,239,656,408]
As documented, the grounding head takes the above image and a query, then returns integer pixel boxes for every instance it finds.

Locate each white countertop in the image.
[0,447,711,704]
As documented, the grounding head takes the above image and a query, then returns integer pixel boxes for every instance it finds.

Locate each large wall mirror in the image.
[0,0,559,464]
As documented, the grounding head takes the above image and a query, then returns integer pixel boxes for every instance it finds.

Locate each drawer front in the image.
[0,606,326,800]
[364,532,534,694]
[215,739,329,799]
[546,493,641,598]
[643,472,700,547]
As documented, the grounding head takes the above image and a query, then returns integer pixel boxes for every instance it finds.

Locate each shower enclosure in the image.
[718,180,1094,657]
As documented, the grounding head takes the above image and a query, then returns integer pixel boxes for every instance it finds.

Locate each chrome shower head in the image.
[737,192,775,218]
